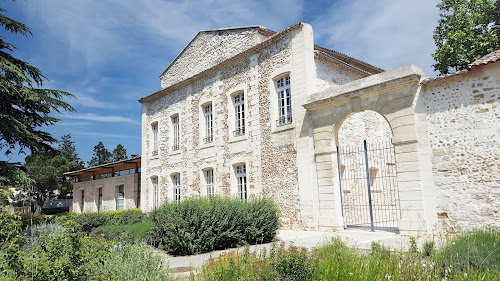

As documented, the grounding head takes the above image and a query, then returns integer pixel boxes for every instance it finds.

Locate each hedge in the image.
[54,209,146,233]
[149,196,280,256]
[90,222,153,244]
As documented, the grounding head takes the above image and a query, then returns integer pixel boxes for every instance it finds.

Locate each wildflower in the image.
[464,272,467,278]
[349,273,353,276]
[385,273,392,281]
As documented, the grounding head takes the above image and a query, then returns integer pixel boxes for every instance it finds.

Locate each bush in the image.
[99,241,172,280]
[270,243,315,281]
[150,196,279,256]
[90,221,153,244]
[23,223,67,247]
[435,228,500,271]
[0,208,21,244]
[371,241,391,259]
[19,213,53,230]
[54,209,146,233]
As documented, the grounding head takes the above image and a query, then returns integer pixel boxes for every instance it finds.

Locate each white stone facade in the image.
[139,23,500,234]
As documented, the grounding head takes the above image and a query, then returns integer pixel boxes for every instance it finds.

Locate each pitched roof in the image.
[140,22,384,103]
[422,49,500,84]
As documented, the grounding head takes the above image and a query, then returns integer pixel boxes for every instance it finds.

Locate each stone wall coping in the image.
[303,64,426,110]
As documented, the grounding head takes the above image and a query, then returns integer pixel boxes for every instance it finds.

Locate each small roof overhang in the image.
[64,156,141,178]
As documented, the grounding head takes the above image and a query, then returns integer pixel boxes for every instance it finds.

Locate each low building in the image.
[64,157,141,213]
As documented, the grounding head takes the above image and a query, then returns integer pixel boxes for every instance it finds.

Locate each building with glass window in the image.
[138,23,500,234]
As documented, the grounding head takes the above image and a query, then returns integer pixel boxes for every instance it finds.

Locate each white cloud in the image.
[69,93,119,110]
[311,0,440,76]
[63,113,138,124]
[59,121,91,127]
[73,132,140,139]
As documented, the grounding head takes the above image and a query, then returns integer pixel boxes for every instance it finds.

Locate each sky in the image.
[1,0,440,165]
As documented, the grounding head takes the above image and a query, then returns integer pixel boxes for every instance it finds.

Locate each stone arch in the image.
[335,109,393,147]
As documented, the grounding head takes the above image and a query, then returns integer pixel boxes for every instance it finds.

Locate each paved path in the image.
[164,229,441,276]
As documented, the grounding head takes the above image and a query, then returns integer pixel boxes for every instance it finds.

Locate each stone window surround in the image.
[79,188,85,213]
[203,168,215,197]
[151,121,159,159]
[269,68,295,133]
[169,113,181,155]
[151,176,159,209]
[94,185,103,212]
[227,85,248,143]
[114,182,126,211]
[229,158,249,199]
[171,172,181,202]
[199,97,215,149]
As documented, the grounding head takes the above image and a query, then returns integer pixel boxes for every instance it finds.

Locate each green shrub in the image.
[150,196,279,256]
[99,241,172,281]
[423,240,435,257]
[371,241,391,259]
[19,213,53,230]
[435,228,500,271]
[271,243,315,281]
[54,209,146,233]
[90,221,153,244]
[0,208,21,244]
[23,223,67,247]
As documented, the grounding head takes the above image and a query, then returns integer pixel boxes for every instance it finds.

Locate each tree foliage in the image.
[112,144,127,162]
[88,141,112,167]
[58,134,84,169]
[0,6,75,187]
[25,150,77,205]
[432,0,500,74]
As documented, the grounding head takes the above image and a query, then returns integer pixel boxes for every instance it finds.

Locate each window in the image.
[172,115,180,151]
[203,104,213,143]
[276,76,292,126]
[205,169,214,196]
[152,177,159,209]
[235,164,247,200]
[80,190,85,212]
[152,123,158,156]
[233,93,245,136]
[96,187,102,212]
[172,174,181,202]
[117,185,124,210]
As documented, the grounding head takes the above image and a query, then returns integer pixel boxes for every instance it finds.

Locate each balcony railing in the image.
[233,128,245,137]
[203,136,213,144]
[172,144,179,151]
[152,150,158,156]
[276,114,292,126]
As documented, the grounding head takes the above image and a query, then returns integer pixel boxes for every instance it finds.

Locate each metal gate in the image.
[336,140,401,232]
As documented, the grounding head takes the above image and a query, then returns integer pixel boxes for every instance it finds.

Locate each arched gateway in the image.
[337,110,401,231]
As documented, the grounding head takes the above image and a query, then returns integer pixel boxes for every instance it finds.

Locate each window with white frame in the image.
[233,93,245,136]
[152,177,159,209]
[116,185,125,210]
[203,104,213,143]
[151,123,158,156]
[172,115,180,151]
[205,169,214,196]
[235,164,247,200]
[172,174,181,202]
[276,76,292,126]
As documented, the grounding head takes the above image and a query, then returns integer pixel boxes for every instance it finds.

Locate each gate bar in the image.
[363,140,375,232]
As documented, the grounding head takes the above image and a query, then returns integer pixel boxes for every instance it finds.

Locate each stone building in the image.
[139,22,500,234]
[66,157,141,213]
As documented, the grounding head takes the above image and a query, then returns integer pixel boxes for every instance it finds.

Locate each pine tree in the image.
[88,142,112,166]
[0,6,75,184]
[112,144,127,162]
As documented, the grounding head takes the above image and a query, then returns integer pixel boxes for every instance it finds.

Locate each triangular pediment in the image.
[160,26,273,89]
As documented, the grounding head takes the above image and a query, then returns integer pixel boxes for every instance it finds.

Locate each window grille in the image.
[205,169,214,196]
[172,116,180,151]
[152,123,158,156]
[233,93,245,136]
[117,185,124,210]
[236,165,247,200]
[173,174,181,202]
[276,76,292,126]
[152,177,158,208]
[204,104,213,143]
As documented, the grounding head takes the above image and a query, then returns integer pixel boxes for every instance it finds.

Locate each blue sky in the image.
[2,0,440,165]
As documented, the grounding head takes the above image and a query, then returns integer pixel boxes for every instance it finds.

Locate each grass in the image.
[90,221,154,244]
[193,229,500,281]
